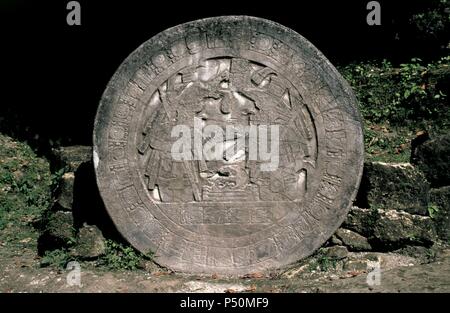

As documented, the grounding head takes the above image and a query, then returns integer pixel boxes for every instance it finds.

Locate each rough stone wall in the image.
[38,133,450,267]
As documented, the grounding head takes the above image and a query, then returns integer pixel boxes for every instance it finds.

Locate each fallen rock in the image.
[49,146,93,213]
[329,235,343,246]
[70,224,106,259]
[323,246,348,260]
[356,162,429,215]
[344,207,437,249]
[51,146,92,172]
[38,211,74,252]
[429,186,450,241]
[343,206,380,236]
[411,133,450,187]
[335,228,372,251]
[44,211,74,242]
[372,210,436,246]
[53,172,75,211]
[343,253,379,272]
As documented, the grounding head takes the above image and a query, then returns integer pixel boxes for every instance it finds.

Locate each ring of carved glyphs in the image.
[93,16,364,274]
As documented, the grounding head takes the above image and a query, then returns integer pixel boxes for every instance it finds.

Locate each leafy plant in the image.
[409,0,449,40]
[50,167,68,194]
[428,203,440,219]
[308,249,339,272]
[339,56,450,162]
[317,255,338,272]
[98,240,146,270]
[40,249,71,268]
[0,134,52,232]
[340,56,449,125]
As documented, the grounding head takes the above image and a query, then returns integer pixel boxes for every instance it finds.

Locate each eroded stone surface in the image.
[70,225,106,259]
[335,228,372,251]
[38,211,74,252]
[357,162,430,215]
[52,146,92,172]
[430,186,450,241]
[93,16,364,274]
[344,207,437,248]
[55,172,75,211]
[412,133,450,188]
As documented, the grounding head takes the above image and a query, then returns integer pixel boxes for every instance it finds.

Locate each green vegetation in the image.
[366,207,381,230]
[97,240,148,270]
[340,57,449,124]
[428,203,440,219]
[409,0,449,41]
[0,133,152,271]
[40,249,71,268]
[39,240,152,270]
[308,249,339,272]
[0,134,52,244]
[316,255,338,272]
[339,56,450,162]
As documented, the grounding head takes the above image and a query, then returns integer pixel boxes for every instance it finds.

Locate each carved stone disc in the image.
[93,16,364,274]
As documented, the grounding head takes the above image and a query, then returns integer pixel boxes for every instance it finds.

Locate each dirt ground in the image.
[1,238,449,293]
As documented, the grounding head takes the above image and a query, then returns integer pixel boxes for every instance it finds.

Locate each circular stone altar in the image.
[93,16,364,275]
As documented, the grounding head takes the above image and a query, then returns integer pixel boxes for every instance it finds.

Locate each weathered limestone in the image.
[39,211,74,250]
[323,246,349,260]
[93,16,364,274]
[357,162,429,215]
[50,146,92,212]
[430,186,450,241]
[343,207,437,248]
[51,145,93,172]
[335,228,372,251]
[70,224,106,259]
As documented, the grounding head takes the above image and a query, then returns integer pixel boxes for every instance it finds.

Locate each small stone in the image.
[323,246,348,260]
[45,211,74,242]
[38,211,74,251]
[330,235,343,246]
[51,146,92,172]
[335,228,372,251]
[70,225,106,259]
[343,259,368,272]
